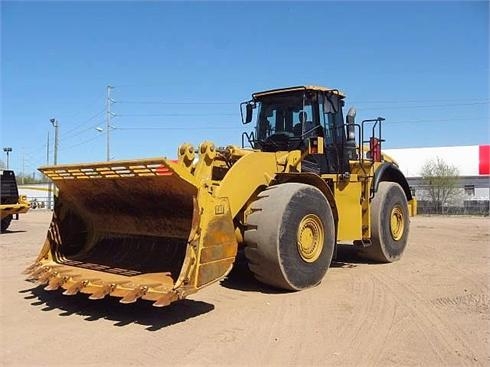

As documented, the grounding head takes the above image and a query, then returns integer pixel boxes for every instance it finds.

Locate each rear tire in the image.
[360,182,410,262]
[244,183,335,290]
[1,215,13,233]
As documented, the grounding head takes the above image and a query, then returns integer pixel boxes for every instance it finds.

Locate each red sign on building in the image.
[479,145,490,175]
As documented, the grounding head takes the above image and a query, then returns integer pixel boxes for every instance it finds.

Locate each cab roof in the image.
[252,85,345,99]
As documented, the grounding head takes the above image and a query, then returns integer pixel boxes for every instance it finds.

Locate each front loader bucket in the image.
[25,158,237,307]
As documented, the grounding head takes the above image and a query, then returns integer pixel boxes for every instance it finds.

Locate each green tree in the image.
[420,157,460,214]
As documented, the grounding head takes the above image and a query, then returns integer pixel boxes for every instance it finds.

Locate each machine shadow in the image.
[332,245,383,266]
[1,230,27,235]
[223,245,381,292]
[220,256,286,294]
[21,285,214,331]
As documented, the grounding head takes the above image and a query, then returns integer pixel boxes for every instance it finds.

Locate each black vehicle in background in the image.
[1,170,29,232]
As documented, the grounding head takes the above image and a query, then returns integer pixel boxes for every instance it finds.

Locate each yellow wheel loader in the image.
[1,170,30,232]
[25,86,417,306]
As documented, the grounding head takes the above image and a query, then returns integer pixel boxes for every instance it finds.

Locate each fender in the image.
[372,162,413,201]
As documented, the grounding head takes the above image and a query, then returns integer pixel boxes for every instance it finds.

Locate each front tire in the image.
[360,182,410,262]
[244,183,335,290]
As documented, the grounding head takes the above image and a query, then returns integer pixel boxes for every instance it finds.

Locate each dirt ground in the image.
[0,211,489,367]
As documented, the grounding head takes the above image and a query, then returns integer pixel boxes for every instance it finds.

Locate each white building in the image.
[384,144,490,214]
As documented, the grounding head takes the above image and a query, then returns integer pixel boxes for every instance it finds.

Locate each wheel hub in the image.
[390,205,405,241]
[297,214,324,263]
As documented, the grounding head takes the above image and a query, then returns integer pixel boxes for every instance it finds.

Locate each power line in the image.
[61,109,106,139]
[22,140,49,157]
[110,83,173,88]
[20,118,105,159]
[116,113,236,117]
[352,98,489,104]
[116,126,243,130]
[59,134,104,152]
[360,101,489,111]
[118,100,237,105]
[117,98,489,106]
[387,117,488,124]
[60,121,106,143]
[17,105,106,159]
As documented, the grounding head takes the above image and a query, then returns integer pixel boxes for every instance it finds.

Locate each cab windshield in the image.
[255,91,319,141]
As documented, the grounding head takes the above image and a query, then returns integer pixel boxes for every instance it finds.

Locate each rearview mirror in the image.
[240,101,255,124]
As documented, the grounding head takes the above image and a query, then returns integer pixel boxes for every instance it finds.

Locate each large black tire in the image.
[360,182,410,262]
[244,183,335,290]
[1,215,13,233]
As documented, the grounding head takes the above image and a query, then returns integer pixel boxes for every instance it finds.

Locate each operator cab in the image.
[241,86,349,174]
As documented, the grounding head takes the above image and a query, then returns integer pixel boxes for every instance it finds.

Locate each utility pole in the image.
[3,147,12,169]
[46,132,52,210]
[46,131,50,166]
[49,118,59,211]
[106,85,115,161]
[22,149,25,184]
[50,118,59,165]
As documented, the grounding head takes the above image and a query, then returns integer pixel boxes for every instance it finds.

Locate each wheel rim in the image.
[390,205,405,241]
[297,214,324,263]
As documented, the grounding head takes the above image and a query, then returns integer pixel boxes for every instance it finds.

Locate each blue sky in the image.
[1,1,488,175]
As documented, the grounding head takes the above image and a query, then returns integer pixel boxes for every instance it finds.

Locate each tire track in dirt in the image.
[411,218,490,293]
[431,293,489,312]
[372,271,484,366]
[414,245,490,293]
[178,288,288,366]
[256,267,400,367]
[330,273,389,366]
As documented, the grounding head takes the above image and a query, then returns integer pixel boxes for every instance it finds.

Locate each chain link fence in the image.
[416,200,490,216]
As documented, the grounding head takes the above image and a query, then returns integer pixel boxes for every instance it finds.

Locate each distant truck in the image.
[1,170,30,232]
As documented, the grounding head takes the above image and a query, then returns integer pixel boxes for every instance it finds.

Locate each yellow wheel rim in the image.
[297,214,324,263]
[390,205,405,241]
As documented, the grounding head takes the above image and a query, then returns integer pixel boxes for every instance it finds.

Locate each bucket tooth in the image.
[120,285,150,304]
[63,279,92,296]
[88,281,131,300]
[37,266,69,284]
[26,264,63,280]
[44,275,69,291]
[26,266,50,281]
[37,270,55,284]
[152,294,172,308]
[88,284,113,300]
[120,283,162,304]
